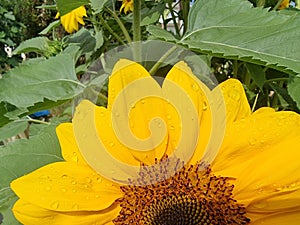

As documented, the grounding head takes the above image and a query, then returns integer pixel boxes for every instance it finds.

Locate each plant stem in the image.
[26,116,50,125]
[181,0,190,35]
[99,14,126,45]
[133,0,142,61]
[167,1,181,37]
[105,7,132,43]
[273,0,284,10]
[149,45,177,75]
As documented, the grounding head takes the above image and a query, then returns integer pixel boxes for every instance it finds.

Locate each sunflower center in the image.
[144,195,211,225]
[113,159,250,225]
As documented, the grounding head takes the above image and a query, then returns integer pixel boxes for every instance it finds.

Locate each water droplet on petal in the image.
[45,186,52,191]
[95,194,100,198]
[115,112,120,117]
[167,115,172,120]
[141,99,146,104]
[249,138,256,146]
[85,177,92,183]
[97,177,102,183]
[61,174,68,179]
[109,141,115,147]
[72,189,77,193]
[61,188,67,193]
[202,101,208,111]
[50,201,60,210]
[71,180,77,185]
[191,84,199,91]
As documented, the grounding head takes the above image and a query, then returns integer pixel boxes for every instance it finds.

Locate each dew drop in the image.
[249,138,256,146]
[72,189,77,193]
[141,99,146,104]
[170,125,175,130]
[229,90,240,101]
[85,177,92,183]
[115,112,120,117]
[109,141,115,147]
[71,180,77,185]
[95,194,100,198]
[61,188,67,193]
[99,111,105,117]
[202,101,208,111]
[61,174,68,179]
[97,177,102,183]
[45,186,52,191]
[191,84,199,91]
[50,201,60,210]
[167,114,172,120]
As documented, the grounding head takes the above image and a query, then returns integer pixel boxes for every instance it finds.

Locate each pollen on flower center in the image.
[113,158,250,225]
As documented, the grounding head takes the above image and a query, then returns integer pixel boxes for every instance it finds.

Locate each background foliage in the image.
[0,0,300,224]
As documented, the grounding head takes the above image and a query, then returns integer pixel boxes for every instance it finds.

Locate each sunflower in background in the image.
[278,0,290,9]
[10,60,300,224]
[120,0,134,13]
[55,6,87,33]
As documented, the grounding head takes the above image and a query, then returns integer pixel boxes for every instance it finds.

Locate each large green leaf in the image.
[0,122,63,225]
[181,0,300,74]
[0,54,85,120]
[149,0,300,75]
[12,37,61,56]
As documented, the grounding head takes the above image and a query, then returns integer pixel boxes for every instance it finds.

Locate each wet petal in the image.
[249,210,300,225]
[212,108,300,212]
[56,123,87,165]
[214,78,251,124]
[13,199,120,225]
[164,61,219,164]
[11,162,122,211]
[101,59,169,164]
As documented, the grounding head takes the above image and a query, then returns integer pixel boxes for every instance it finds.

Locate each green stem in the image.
[257,0,266,7]
[251,92,260,112]
[167,1,181,37]
[99,14,126,45]
[149,45,177,75]
[105,7,132,43]
[232,60,238,79]
[273,0,284,10]
[26,116,50,125]
[133,0,142,61]
[181,0,190,35]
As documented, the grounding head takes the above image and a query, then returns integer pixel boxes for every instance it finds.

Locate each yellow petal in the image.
[249,210,300,225]
[104,59,169,163]
[215,78,251,124]
[13,199,120,225]
[11,162,122,211]
[164,61,227,165]
[56,123,87,165]
[212,108,300,211]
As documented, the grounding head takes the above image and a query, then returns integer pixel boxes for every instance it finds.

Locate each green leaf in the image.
[0,122,63,224]
[0,188,20,225]
[0,120,28,142]
[288,76,300,109]
[13,37,60,56]
[177,0,300,75]
[64,28,96,54]
[147,25,177,42]
[39,20,61,35]
[245,64,266,90]
[90,0,109,14]
[0,54,85,119]
[56,0,89,16]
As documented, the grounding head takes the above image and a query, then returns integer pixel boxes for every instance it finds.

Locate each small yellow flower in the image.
[120,0,134,13]
[278,0,290,9]
[55,6,87,33]
[11,60,300,224]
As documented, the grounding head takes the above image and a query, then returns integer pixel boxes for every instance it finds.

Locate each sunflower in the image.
[278,0,290,9]
[55,6,87,33]
[11,59,300,224]
[120,0,134,13]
